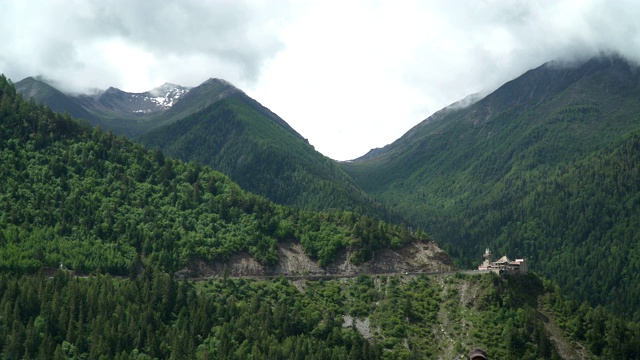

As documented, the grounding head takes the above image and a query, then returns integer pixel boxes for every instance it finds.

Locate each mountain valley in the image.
[6,54,640,358]
[16,76,390,219]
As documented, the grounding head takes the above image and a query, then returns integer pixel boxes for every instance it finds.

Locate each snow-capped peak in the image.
[146,83,190,110]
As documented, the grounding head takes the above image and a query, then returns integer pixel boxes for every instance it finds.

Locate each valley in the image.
[4,54,640,358]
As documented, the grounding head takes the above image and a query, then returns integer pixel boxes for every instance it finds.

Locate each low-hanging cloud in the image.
[401,0,640,110]
[0,0,291,93]
[247,0,640,160]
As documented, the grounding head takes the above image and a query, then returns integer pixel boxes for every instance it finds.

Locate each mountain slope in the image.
[341,55,640,318]
[135,79,388,214]
[137,93,388,215]
[0,74,429,274]
[4,267,639,359]
[150,78,304,139]
[14,77,95,121]
[15,77,391,219]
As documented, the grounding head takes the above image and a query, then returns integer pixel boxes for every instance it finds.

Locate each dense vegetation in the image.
[341,56,640,319]
[2,269,639,359]
[542,280,640,359]
[0,271,377,360]
[0,75,424,275]
[3,71,640,359]
[137,94,391,217]
[16,76,394,221]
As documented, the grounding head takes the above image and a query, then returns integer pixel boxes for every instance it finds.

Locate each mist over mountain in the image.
[16,77,194,136]
[14,77,95,121]
[75,82,189,115]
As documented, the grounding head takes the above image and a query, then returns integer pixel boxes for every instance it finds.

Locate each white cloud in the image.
[250,0,640,160]
[0,0,291,92]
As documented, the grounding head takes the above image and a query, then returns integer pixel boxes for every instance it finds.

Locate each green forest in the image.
[4,57,640,359]
[2,270,640,359]
[341,57,640,320]
[137,95,391,219]
[0,75,424,274]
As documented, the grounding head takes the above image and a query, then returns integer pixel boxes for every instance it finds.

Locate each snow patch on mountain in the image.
[91,83,192,115]
[146,83,190,110]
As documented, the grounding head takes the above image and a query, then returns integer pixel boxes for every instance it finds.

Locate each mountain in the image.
[74,82,189,117]
[136,91,387,214]
[16,76,392,218]
[15,77,191,137]
[14,77,95,121]
[1,74,426,274]
[340,55,640,319]
[14,77,294,140]
[149,78,302,138]
[3,74,639,360]
[135,79,383,213]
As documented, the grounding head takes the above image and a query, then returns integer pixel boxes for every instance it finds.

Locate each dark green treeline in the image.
[1,271,640,359]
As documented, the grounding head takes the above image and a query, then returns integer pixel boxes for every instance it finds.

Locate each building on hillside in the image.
[478,248,528,274]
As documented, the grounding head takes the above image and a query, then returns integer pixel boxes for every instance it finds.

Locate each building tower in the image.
[483,248,493,265]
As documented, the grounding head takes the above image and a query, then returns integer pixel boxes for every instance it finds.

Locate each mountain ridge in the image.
[16,74,391,218]
[4,63,640,358]
[340,53,640,318]
[350,55,632,164]
[0,73,428,275]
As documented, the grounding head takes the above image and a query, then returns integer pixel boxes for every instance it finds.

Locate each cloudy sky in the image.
[2,0,639,160]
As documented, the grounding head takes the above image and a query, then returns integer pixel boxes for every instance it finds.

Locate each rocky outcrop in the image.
[182,241,455,278]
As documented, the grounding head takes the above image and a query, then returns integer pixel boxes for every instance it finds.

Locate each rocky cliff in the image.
[182,241,455,278]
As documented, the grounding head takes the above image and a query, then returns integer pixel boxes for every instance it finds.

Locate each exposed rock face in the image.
[342,315,375,339]
[184,241,455,278]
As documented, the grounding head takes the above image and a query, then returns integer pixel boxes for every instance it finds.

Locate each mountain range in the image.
[5,54,640,357]
[15,77,188,134]
[16,76,389,218]
[341,55,640,319]
[14,54,640,321]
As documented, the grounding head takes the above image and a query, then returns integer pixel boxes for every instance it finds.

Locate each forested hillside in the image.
[0,75,423,275]
[137,94,388,215]
[4,269,640,359]
[341,55,640,319]
[3,74,640,359]
[16,77,394,220]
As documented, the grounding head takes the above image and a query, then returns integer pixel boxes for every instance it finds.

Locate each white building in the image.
[478,249,528,274]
